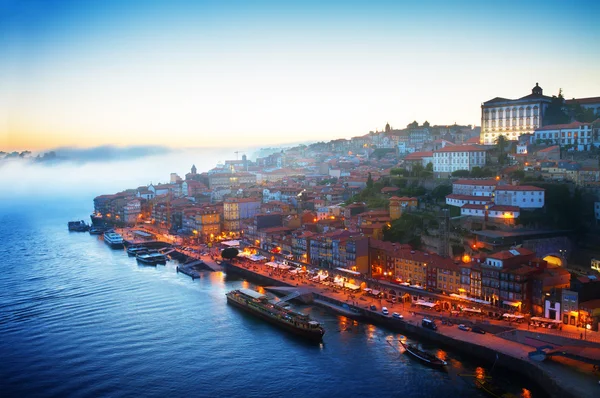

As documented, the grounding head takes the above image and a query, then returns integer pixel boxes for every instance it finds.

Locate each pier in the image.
[222,259,600,398]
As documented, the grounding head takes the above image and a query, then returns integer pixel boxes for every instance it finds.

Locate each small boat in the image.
[226,288,325,341]
[399,340,447,367]
[136,251,167,266]
[127,245,148,257]
[68,220,90,232]
[104,232,124,249]
[474,378,516,398]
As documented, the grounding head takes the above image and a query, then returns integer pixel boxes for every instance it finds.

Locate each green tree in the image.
[571,102,597,123]
[495,135,508,164]
[430,185,452,202]
[412,163,424,177]
[366,172,374,190]
[426,162,433,172]
[451,170,470,177]
[544,90,570,126]
[221,247,239,260]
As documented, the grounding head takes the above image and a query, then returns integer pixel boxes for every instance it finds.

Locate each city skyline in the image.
[2,0,600,151]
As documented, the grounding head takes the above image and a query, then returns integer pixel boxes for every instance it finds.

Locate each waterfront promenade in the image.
[221,257,600,398]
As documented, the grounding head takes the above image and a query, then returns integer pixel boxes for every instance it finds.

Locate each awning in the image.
[336,267,361,276]
[415,300,436,308]
[531,316,562,324]
[503,300,521,307]
[462,307,482,313]
[221,240,240,247]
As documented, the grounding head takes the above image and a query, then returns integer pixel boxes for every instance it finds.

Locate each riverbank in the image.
[222,260,599,398]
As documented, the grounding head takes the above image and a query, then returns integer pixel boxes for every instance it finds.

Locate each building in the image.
[480,248,536,310]
[452,179,497,196]
[534,121,599,151]
[223,198,261,232]
[208,172,257,190]
[565,96,600,117]
[596,202,600,223]
[432,145,486,176]
[402,151,433,170]
[195,207,222,239]
[460,204,520,220]
[494,185,545,209]
[480,83,552,145]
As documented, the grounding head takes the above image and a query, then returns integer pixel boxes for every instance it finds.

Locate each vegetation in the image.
[451,167,495,178]
[221,247,239,260]
[382,213,424,248]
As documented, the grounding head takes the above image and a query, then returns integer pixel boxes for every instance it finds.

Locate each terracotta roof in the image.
[565,97,600,105]
[446,194,491,201]
[495,185,544,192]
[434,145,486,153]
[453,179,498,186]
[535,121,590,131]
[537,145,560,153]
[465,136,481,144]
[488,248,534,260]
[404,151,433,160]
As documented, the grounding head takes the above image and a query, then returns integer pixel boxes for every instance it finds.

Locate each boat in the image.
[104,232,124,249]
[89,226,110,235]
[136,251,167,265]
[68,220,90,232]
[399,340,447,367]
[127,245,148,257]
[474,378,516,398]
[226,288,325,341]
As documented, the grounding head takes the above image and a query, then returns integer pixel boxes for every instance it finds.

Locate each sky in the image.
[1,0,600,151]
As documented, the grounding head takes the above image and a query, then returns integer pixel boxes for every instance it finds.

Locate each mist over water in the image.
[0,147,244,202]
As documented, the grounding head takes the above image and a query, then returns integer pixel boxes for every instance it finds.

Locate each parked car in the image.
[370,305,377,311]
[392,312,403,319]
[382,307,389,315]
[458,324,471,331]
[471,326,486,334]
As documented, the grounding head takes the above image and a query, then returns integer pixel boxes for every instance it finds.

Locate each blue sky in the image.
[1,0,599,150]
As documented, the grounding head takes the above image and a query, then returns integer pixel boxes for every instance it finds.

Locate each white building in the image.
[445,194,491,207]
[480,83,552,145]
[534,121,599,151]
[460,204,520,220]
[451,179,498,196]
[432,145,486,176]
[494,185,545,209]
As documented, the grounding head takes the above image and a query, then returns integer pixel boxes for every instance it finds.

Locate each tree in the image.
[495,134,508,164]
[451,170,470,177]
[426,162,433,172]
[366,172,374,190]
[431,185,452,202]
[412,163,424,177]
[571,102,597,123]
[221,247,239,260]
[544,90,570,126]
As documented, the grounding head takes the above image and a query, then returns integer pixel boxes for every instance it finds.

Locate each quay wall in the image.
[223,262,577,398]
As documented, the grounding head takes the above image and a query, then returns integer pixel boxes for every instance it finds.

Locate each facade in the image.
[452,179,497,196]
[534,121,599,151]
[432,145,486,176]
[195,208,222,238]
[223,198,261,232]
[208,172,257,190]
[480,83,552,145]
[494,185,545,209]
[123,199,141,225]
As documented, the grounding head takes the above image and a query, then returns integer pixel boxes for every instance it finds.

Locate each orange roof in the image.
[496,185,544,192]
[537,145,560,153]
[454,179,498,186]
[535,121,590,131]
[465,136,481,144]
[434,145,486,153]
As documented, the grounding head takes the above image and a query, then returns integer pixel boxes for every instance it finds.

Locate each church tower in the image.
[191,164,197,175]
[531,82,543,96]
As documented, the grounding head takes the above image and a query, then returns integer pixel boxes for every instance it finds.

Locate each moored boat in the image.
[68,220,90,232]
[399,340,447,368]
[226,288,325,341]
[104,232,124,249]
[474,378,517,398]
[136,251,167,265]
[127,245,148,256]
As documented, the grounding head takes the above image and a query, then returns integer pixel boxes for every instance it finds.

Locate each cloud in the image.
[39,145,176,164]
